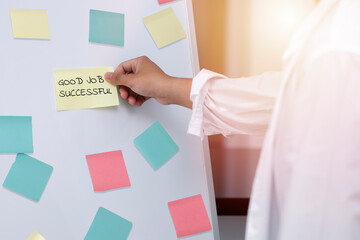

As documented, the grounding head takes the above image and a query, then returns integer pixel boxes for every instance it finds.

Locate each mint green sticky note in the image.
[134,121,179,170]
[89,9,124,46]
[85,207,133,240]
[0,116,33,153]
[3,153,53,202]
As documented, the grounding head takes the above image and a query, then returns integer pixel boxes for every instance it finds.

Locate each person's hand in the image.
[105,56,192,108]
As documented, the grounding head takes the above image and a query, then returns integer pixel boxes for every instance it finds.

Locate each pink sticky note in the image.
[158,0,176,4]
[168,194,212,238]
[86,150,131,191]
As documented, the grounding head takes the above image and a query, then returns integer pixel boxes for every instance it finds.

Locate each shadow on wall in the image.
[192,0,227,74]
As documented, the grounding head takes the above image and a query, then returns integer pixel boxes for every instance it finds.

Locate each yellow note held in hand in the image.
[143,7,186,48]
[53,67,119,111]
[27,231,46,240]
[10,9,51,39]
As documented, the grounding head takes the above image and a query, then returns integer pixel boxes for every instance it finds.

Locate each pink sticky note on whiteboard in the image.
[86,150,131,191]
[168,194,212,238]
[158,0,176,4]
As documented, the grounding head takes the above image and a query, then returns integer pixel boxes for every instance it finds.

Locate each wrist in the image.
[166,77,192,109]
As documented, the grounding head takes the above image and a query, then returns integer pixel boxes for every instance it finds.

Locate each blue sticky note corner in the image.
[0,116,33,153]
[89,9,125,47]
[2,153,53,202]
[85,207,133,240]
[134,121,179,170]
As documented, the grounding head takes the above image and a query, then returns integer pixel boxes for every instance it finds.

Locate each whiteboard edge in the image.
[185,1,220,239]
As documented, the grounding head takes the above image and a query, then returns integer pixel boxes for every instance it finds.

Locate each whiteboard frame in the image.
[184,1,220,239]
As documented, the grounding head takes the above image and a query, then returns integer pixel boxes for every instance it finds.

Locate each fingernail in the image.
[105,72,113,80]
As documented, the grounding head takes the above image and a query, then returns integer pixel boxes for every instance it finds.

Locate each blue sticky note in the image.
[89,9,125,46]
[134,121,179,170]
[85,207,133,240]
[3,153,53,202]
[0,116,33,153]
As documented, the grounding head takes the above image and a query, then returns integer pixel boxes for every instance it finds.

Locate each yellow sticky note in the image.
[27,231,46,240]
[10,9,51,39]
[53,67,119,111]
[143,7,186,48]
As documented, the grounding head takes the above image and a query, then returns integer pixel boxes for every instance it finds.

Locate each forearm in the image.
[188,70,283,138]
[165,77,192,109]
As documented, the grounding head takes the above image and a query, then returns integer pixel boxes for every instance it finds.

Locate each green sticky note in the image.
[85,207,132,240]
[3,153,53,202]
[0,116,33,153]
[89,9,124,46]
[134,121,179,170]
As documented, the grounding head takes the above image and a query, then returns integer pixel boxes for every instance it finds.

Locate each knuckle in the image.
[138,56,148,62]
[112,73,122,85]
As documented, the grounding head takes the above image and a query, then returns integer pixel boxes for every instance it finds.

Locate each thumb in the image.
[105,71,133,88]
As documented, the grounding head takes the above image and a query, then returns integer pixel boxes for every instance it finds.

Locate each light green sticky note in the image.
[89,9,125,46]
[0,116,33,153]
[10,9,51,39]
[3,154,53,202]
[143,7,186,48]
[85,207,132,240]
[134,121,179,170]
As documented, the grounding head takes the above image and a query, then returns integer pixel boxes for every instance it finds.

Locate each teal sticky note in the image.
[89,9,125,46]
[3,153,53,202]
[134,121,179,170]
[0,116,33,153]
[85,207,133,240]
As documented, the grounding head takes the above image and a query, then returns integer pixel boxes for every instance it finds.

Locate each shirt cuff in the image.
[187,69,227,139]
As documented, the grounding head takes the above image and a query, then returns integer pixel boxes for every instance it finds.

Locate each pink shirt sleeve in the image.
[187,69,282,139]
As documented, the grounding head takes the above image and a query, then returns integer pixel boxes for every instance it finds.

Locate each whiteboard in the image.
[0,0,219,239]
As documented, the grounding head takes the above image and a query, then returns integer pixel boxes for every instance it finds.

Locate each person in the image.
[105,0,360,239]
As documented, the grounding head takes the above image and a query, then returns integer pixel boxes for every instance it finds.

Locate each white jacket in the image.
[188,0,360,239]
